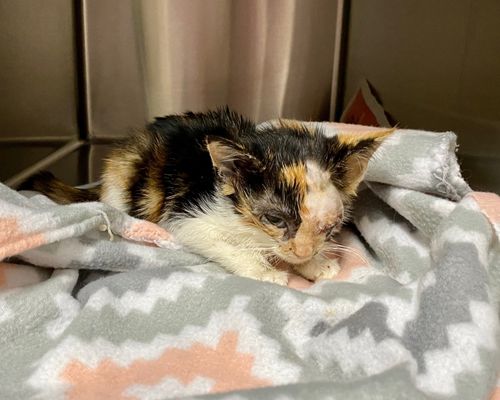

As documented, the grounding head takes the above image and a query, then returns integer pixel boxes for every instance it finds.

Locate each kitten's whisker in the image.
[266,254,282,266]
[320,242,368,265]
[322,244,360,255]
[322,248,368,265]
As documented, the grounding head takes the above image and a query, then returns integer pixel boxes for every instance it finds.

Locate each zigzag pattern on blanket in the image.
[0,123,499,400]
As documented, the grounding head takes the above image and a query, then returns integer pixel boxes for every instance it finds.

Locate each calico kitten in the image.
[23,108,392,285]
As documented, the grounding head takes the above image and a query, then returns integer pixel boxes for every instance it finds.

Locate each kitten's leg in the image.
[203,243,289,285]
[167,219,289,285]
[293,254,341,282]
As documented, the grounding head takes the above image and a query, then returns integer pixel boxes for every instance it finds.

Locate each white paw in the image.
[314,260,341,280]
[257,269,289,286]
[295,258,341,281]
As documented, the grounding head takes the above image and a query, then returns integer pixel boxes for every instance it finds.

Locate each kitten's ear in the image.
[331,129,395,195]
[206,137,262,179]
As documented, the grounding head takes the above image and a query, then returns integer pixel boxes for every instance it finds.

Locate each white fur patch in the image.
[163,197,287,284]
[100,184,130,213]
[304,161,343,227]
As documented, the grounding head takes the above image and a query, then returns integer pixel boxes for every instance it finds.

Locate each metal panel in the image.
[0,0,78,137]
[343,0,500,159]
[84,0,147,137]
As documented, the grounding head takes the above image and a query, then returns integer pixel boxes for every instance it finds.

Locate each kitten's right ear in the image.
[205,137,262,179]
[327,128,394,195]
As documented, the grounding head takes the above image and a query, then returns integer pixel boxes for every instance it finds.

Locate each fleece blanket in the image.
[0,123,499,400]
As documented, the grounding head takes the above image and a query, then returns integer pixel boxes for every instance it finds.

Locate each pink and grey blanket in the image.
[0,123,499,400]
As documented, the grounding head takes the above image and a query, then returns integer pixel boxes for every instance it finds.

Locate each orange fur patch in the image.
[337,128,395,196]
[137,184,164,222]
[280,163,307,192]
[102,145,142,206]
[221,182,235,196]
[337,128,395,147]
[280,119,311,132]
[268,119,314,135]
[137,145,168,222]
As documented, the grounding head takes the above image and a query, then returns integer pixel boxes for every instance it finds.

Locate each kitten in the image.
[22,108,392,285]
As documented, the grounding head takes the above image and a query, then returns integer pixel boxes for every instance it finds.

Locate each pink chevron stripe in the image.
[61,331,271,399]
[468,192,500,224]
[121,220,177,248]
[0,217,46,260]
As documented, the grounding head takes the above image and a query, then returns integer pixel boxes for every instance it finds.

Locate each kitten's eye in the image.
[261,214,287,229]
[326,220,342,238]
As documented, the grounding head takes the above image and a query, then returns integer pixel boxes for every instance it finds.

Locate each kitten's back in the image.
[101,109,256,222]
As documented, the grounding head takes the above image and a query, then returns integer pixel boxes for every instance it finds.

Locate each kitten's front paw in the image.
[295,258,341,282]
[256,269,289,286]
[315,260,341,281]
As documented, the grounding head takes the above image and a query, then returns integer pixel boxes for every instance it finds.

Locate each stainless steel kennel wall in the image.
[0,0,150,187]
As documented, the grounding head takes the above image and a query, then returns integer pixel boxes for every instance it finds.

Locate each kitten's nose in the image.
[293,243,314,259]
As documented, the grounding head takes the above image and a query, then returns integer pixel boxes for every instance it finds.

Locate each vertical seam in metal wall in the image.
[329,0,350,121]
[131,0,150,121]
[74,0,91,182]
[74,0,90,140]
[74,0,91,141]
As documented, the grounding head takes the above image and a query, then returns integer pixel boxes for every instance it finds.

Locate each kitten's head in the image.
[207,123,393,264]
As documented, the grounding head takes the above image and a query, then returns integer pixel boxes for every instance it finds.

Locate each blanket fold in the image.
[0,123,498,400]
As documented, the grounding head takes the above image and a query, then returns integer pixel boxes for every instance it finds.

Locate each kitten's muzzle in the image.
[277,244,315,264]
[278,252,314,265]
[274,228,320,263]
[292,243,314,259]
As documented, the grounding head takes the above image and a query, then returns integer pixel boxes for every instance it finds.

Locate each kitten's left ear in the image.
[206,137,262,180]
[331,128,395,195]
